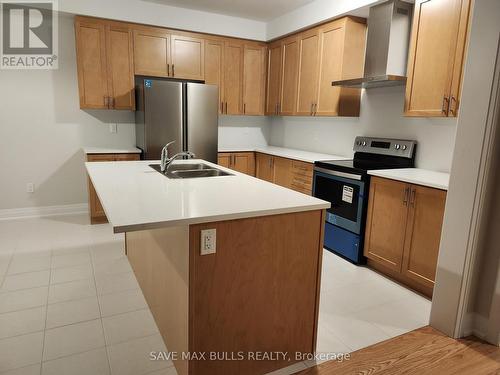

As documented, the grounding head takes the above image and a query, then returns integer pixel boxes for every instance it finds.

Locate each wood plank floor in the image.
[298,326,500,375]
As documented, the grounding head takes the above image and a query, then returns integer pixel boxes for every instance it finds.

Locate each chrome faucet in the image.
[160,141,196,173]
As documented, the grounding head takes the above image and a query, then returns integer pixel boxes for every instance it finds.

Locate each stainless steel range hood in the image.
[333,0,413,89]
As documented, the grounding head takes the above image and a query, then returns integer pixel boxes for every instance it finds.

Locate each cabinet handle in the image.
[278,102,280,114]
[410,188,416,206]
[104,96,108,108]
[449,96,458,116]
[225,102,228,114]
[403,187,410,206]
[167,64,170,76]
[313,103,317,116]
[172,64,175,77]
[442,96,450,116]
[243,103,246,114]
[221,101,224,113]
[111,97,115,109]
[310,103,313,115]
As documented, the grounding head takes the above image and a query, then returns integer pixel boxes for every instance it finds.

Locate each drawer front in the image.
[87,154,115,162]
[291,160,313,176]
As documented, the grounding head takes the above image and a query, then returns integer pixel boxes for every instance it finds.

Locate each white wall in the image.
[218,116,271,150]
[269,86,457,172]
[60,0,266,41]
[0,13,137,210]
[266,0,380,40]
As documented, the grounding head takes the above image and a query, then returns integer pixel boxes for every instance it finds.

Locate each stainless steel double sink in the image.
[149,163,233,179]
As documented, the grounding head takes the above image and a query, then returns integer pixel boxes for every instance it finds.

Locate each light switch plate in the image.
[109,123,117,133]
[200,229,216,255]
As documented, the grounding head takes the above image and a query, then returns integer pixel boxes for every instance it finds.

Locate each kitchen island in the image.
[86,160,330,375]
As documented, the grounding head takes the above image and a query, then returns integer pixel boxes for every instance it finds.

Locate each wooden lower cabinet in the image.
[217,152,255,176]
[255,153,313,195]
[87,153,140,224]
[364,176,447,297]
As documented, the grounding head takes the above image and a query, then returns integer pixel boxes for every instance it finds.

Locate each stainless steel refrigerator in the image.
[135,78,219,162]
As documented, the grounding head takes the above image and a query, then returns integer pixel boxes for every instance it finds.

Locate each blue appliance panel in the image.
[323,222,362,264]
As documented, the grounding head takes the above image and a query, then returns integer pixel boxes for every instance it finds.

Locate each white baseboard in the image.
[0,203,89,220]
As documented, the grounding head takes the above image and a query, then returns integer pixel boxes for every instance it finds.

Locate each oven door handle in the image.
[314,167,362,181]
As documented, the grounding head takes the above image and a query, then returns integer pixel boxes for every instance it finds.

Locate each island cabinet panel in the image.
[217,152,255,176]
[75,17,135,110]
[404,0,471,117]
[170,35,205,80]
[189,210,324,375]
[204,39,224,114]
[242,45,267,115]
[126,227,190,375]
[364,176,447,297]
[265,41,282,115]
[280,36,300,115]
[86,153,140,224]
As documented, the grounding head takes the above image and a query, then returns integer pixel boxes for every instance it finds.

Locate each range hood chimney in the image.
[333,0,413,89]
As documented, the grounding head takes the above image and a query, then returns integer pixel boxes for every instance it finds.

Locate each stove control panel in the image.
[353,137,417,158]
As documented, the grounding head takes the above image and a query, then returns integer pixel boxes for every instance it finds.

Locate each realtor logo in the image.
[1,0,58,69]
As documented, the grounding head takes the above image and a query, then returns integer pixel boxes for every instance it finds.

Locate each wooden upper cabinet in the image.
[280,36,299,115]
[364,177,410,272]
[316,18,366,116]
[266,41,282,115]
[405,0,471,117]
[205,39,224,113]
[133,28,170,77]
[75,19,109,109]
[402,185,447,288]
[106,24,135,110]
[223,41,244,115]
[243,44,266,115]
[170,35,204,80]
[75,17,134,110]
[296,29,320,115]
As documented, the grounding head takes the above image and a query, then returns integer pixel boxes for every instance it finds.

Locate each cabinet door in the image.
[114,153,141,161]
[315,22,344,116]
[273,157,293,188]
[242,44,266,115]
[217,153,231,168]
[223,41,244,115]
[402,185,447,288]
[106,24,135,110]
[404,0,466,117]
[266,42,282,115]
[233,153,256,176]
[364,177,410,272]
[280,36,299,115]
[296,29,320,116]
[75,19,108,109]
[256,153,273,182]
[133,29,170,77]
[205,40,224,114]
[170,35,204,80]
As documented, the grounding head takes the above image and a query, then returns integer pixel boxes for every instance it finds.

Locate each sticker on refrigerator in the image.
[342,186,354,204]
[145,79,152,88]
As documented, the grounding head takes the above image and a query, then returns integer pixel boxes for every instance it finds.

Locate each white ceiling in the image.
[144,0,316,21]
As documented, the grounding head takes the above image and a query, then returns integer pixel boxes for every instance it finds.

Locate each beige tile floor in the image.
[0,214,431,375]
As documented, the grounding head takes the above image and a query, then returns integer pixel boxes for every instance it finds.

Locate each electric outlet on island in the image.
[26,183,35,193]
[109,123,117,133]
[200,229,216,255]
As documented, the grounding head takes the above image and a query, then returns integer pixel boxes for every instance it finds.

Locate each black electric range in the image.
[313,137,417,264]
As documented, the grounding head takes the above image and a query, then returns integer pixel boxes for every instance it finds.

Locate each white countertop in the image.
[218,145,348,163]
[368,168,450,190]
[86,159,330,233]
[83,147,142,154]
